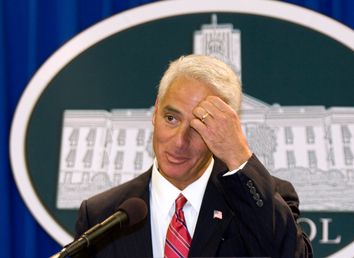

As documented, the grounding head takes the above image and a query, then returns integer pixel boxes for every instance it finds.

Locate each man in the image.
[75,54,313,257]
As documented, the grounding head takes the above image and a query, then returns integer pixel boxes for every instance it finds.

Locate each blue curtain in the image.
[0,0,352,257]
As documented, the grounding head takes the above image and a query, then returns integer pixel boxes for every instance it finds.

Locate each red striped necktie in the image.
[164,194,192,258]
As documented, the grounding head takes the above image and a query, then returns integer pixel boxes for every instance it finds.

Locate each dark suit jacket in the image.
[75,154,313,257]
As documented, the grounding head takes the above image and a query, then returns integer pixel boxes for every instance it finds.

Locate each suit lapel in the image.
[189,159,234,257]
[104,160,240,257]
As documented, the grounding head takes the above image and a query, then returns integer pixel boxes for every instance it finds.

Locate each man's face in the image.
[152,76,214,190]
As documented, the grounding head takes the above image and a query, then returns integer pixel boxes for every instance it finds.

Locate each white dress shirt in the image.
[149,158,247,258]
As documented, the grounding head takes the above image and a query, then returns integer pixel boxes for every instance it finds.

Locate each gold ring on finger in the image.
[201,112,209,122]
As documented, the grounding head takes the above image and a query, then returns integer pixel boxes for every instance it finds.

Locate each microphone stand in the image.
[50,212,128,257]
[50,236,88,258]
[50,197,147,257]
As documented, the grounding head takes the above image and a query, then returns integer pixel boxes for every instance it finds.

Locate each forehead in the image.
[161,76,216,103]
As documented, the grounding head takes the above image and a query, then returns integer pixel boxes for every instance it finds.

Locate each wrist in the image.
[225,150,252,171]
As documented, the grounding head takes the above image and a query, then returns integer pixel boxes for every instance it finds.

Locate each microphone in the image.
[51,197,147,258]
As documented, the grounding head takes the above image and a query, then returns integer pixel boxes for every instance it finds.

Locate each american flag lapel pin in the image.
[213,210,223,220]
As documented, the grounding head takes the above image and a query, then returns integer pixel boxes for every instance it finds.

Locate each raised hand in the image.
[190,96,252,170]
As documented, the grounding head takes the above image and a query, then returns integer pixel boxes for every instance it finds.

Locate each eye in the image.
[166,115,175,122]
[164,114,177,124]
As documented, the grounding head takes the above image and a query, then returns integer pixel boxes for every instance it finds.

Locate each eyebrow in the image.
[163,105,182,115]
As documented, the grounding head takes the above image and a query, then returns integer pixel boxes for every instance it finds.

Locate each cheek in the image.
[191,137,209,155]
[153,126,169,151]
[154,117,177,141]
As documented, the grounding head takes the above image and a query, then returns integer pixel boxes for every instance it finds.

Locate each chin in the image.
[161,163,188,179]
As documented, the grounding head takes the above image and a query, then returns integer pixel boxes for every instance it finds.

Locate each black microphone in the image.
[51,197,147,258]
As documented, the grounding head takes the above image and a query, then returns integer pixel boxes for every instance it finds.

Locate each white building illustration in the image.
[194,14,242,77]
[240,98,354,211]
[56,15,354,210]
[56,109,154,208]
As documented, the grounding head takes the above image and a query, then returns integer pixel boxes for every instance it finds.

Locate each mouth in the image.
[165,152,189,165]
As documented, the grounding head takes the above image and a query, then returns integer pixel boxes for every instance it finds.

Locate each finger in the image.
[198,99,220,118]
[190,118,208,137]
[206,96,241,124]
[192,106,212,122]
[206,96,232,113]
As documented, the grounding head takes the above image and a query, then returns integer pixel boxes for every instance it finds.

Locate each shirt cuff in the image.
[222,160,248,177]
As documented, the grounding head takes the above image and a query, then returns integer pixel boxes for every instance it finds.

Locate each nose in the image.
[174,124,190,150]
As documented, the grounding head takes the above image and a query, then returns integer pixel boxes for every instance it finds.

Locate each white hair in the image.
[157,54,242,112]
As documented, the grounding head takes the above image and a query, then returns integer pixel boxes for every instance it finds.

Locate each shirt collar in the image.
[151,157,214,218]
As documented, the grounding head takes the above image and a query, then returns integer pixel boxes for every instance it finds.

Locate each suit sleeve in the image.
[73,200,95,258]
[219,154,313,258]
[75,200,90,238]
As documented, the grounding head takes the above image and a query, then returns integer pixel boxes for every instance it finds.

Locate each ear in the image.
[152,98,158,125]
